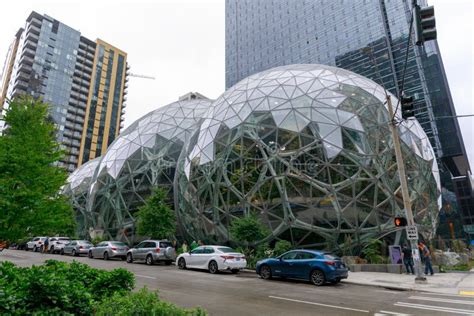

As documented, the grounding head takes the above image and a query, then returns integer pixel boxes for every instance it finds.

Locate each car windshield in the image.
[111,242,127,247]
[218,247,236,253]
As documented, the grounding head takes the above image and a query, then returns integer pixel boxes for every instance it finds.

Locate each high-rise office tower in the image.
[0,11,128,172]
[225,1,473,233]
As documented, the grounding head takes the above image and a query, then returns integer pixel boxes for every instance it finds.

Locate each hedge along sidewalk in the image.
[341,270,474,295]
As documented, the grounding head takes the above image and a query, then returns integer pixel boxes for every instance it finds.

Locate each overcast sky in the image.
[1,0,472,169]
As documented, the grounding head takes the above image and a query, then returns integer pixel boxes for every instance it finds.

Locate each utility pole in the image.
[386,95,427,283]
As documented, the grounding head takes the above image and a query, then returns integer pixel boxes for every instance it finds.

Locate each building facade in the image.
[225,0,473,236]
[0,11,128,172]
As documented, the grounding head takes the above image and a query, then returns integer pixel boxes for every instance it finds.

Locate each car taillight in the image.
[324,261,336,266]
[156,248,160,253]
[38,241,43,244]
[79,246,83,249]
[241,256,246,260]
[111,247,117,251]
[221,255,235,261]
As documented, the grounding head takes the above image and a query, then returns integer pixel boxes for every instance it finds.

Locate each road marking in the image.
[268,295,369,313]
[394,302,474,315]
[378,310,411,315]
[420,292,474,299]
[135,274,157,280]
[409,295,474,305]
[460,291,474,297]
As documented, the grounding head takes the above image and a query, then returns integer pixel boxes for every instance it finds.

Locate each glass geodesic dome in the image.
[85,99,212,242]
[175,64,440,250]
[63,157,101,238]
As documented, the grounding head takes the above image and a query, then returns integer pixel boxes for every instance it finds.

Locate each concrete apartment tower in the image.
[225,0,473,236]
[0,11,129,172]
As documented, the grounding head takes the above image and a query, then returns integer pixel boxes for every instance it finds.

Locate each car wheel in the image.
[49,247,54,254]
[88,251,93,259]
[259,265,272,280]
[178,258,186,269]
[208,261,218,274]
[231,269,240,274]
[33,246,37,252]
[103,252,109,260]
[126,253,133,263]
[310,269,326,286]
[60,249,64,255]
[72,249,77,257]
[146,255,154,265]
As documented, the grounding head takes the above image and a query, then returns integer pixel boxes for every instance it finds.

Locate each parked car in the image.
[256,250,348,286]
[126,240,175,265]
[26,237,48,252]
[89,241,129,260]
[48,237,71,254]
[176,245,246,274]
[61,240,93,256]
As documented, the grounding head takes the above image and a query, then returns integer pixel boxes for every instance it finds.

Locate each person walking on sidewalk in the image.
[43,237,49,253]
[418,241,434,275]
[401,244,414,274]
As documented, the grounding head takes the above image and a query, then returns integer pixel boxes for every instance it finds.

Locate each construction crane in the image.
[129,73,155,80]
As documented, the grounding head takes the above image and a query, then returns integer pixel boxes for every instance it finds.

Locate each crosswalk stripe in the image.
[409,295,474,305]
[395,302,474,315]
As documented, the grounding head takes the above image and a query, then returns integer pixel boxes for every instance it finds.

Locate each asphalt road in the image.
[1,249,474,316]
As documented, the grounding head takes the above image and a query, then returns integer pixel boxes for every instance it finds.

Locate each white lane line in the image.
[409,295,474,305]
[394,302,474,315]
[379,310,411,315]
[135,274,157,280]
[416,292,474,299]
[268,295,369,313]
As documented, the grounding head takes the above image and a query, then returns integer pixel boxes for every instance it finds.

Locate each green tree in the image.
[229,212,269,246]
[0,97,75,242]
[136,187,176,239]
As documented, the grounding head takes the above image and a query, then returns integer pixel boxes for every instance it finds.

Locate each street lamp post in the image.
[386,95,427,283]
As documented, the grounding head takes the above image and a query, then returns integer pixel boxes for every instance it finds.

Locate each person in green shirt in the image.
[190,240,198,250]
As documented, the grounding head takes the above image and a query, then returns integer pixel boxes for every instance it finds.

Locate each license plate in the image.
[236,258,240,261]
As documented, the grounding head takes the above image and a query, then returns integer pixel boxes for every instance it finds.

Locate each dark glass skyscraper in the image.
[225,0,473,236]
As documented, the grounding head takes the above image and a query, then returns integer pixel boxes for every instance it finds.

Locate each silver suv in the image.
[126,240,176,265]
[48,237,70,254]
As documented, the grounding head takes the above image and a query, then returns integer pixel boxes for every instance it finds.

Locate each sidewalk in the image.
[342,270,474,295]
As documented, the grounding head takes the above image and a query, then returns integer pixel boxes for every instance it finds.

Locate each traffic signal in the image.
[414,5,437,46]
[394,217,408,227]
[401,96,415,119]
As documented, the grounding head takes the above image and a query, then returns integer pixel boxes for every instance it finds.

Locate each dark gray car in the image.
[88,241,129,260]
[61,240,93,256]
[126,240,176,265]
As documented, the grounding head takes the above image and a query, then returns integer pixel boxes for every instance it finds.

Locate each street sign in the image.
[406,225,418,240]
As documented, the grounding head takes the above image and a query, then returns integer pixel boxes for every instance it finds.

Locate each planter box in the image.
[348,264,403,274]
[349,264,439,274]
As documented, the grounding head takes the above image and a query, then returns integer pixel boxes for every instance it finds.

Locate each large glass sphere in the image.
[175,64,440,249]
[86,99,211,242]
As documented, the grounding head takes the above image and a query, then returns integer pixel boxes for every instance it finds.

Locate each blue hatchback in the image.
[256,249,348,286]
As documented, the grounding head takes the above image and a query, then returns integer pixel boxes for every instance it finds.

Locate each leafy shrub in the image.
[273,240,292,257]
[0,260,134,315]
[229,213,269,246]
[361,239,386,264]
[95,287,207,316]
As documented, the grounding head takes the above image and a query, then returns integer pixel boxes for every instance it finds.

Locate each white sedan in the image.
[176,245,246,274]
